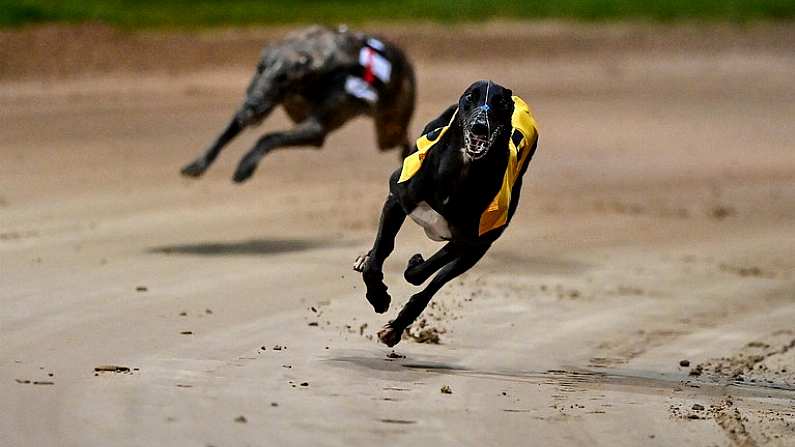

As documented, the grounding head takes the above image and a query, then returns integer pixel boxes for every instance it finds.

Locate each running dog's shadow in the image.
[326,353,795,400]
[148,238,359,257]
[325,353,465,383]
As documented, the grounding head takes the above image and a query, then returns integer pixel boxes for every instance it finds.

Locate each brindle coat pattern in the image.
[354,80,539,347]
[181,25,416,183]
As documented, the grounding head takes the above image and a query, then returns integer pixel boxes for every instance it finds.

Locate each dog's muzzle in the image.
[463,108,502,160]
[236,99,274,127]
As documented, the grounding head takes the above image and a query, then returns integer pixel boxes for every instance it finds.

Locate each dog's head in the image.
[457,80,514,161]
[237,48,312,126]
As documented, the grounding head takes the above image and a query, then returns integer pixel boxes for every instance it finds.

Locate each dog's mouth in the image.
[463,122,503,160]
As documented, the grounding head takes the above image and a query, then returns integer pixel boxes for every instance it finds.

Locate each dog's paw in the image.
[353,253,370,272]
[407,253,425,270]
[359,255,390,313]
[232,161,258,183]
[378,322,402,347]
[366,290,391,314]
[365,272,392,314]
[232,154,259,183]
[403,253,425,285]
[181,159,208,178]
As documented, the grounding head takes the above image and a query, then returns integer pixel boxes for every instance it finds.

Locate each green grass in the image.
[1,0,794,28]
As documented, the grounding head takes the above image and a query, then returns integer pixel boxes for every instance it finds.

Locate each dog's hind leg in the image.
[356,187,406,313]
[403,242,459,286]
[378,244,489,347]
[233,88,369,182]
[181,118,244,178]
[232,118,326,183]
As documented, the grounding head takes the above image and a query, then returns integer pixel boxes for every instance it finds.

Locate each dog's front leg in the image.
[378,243,489,347]
[232,118,326,183]
[354,191,406,313]
[181,118,243,178]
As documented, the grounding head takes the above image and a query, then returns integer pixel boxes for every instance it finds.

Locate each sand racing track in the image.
[1,23,794,446]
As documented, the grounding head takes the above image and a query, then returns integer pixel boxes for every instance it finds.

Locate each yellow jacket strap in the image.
[398,108,458,183]
[478,96,538,235]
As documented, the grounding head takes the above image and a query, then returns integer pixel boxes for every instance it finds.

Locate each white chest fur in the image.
[409,201,452,242]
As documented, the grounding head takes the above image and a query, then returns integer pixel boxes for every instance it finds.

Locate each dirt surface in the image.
[1,23,794,446]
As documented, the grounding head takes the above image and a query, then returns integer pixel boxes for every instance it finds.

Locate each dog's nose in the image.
[471,122,489,136]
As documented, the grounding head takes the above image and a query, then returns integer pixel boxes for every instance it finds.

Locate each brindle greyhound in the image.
[181,25,415,183]
[353,80,539,347]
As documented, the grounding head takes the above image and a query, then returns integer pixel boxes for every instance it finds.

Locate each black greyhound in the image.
[181,25,415,183]
[353,80,539,347]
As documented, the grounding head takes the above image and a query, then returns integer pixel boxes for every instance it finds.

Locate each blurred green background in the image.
[2,0,794,28]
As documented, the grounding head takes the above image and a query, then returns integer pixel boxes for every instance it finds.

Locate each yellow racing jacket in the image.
[398,96,538,236]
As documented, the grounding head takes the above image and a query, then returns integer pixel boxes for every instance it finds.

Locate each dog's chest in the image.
[408,201,452,242]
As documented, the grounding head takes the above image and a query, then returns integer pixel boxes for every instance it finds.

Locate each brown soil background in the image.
[1,22,794,446]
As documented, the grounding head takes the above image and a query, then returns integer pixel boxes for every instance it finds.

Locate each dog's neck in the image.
[433,118,511,216]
